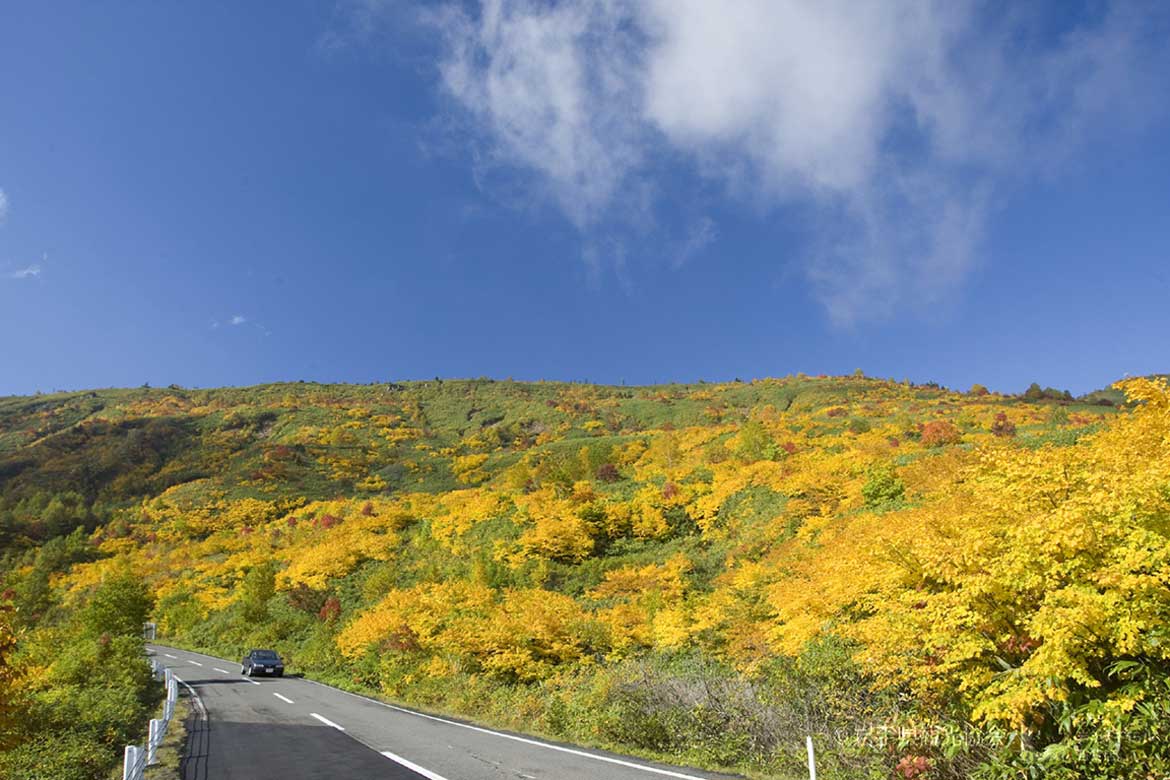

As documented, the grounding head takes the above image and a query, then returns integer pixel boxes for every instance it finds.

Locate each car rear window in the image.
[253,650,279,660]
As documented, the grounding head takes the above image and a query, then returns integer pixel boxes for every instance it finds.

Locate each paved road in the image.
[148,645,738,780]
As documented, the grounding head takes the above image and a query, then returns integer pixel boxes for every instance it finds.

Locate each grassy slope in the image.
[0,375,1130,778]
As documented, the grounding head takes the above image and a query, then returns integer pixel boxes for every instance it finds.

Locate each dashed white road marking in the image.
[380,750,451,780]
[301,680,714,780]
[273,692,294,704]
[189,661,203,667]
[310,712,344,731]
[164,653,177,659]
[154,645,716,780]
[241,676,261,685]
[213,667,231,674]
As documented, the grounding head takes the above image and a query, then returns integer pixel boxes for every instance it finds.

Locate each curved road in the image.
[148,645,738,780]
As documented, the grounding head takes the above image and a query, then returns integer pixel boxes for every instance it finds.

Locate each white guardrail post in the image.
[806,735,817,780]
[123,744,145,780]
[147,719,163,765]
[124,652,182,777]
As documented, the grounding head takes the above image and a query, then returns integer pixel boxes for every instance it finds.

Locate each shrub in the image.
[81,572,153,639]
[318,596,342,623]
[735,421,776,462]
[975,664,1170,779]
[594,463,620,483]
[240,560,277,622]
[0,733,111,780]
[919,421,961,447]
[862,468,905,507]
[990,413,1016,437]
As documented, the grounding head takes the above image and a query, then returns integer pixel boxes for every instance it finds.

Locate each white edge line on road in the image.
[174,676,207,721]
[189,661,202,666]
[299,679,713,780]
[380,750,452,780]
[273,692,294,704]
[213,667,230,674]
[310,712,344,731]
[241,676,261,685]
[151,646,713,780]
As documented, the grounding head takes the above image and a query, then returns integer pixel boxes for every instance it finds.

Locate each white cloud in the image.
[0,189,7,224]
[672,216,717,269]
[230,315,247,326]
[7,264,41,280]
[420,1,1167,322]
[431,0,646,228]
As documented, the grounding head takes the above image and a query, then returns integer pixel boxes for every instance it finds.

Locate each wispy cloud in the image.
[211,314,272,336]
[0,188,8,224]
[6,264,41,280]
[384,1,1169,323]
[672,217,717,269]
[430,0,646,229]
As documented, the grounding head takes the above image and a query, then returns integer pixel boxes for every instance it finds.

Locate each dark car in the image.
[241,649,285,677]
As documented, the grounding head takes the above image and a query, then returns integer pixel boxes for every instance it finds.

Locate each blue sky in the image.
[1,1,1168,397]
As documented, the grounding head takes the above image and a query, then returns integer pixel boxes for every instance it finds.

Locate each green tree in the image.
[0,607,25,749]
[240,560,276,622]
[11,565,53,629]
[735,421,776,462]
[81,572,153,639]
[861,466,905,507]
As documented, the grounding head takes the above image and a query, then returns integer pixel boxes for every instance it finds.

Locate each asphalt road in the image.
[148,645,738,780]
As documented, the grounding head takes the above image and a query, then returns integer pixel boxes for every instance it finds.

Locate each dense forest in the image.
[1,374,1167,779]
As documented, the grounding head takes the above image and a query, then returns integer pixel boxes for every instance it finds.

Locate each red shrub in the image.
[990,412,1017,437]
[318,596,341,622]
[895,755,932,779]
[381,626,421,653]
[919,421,961,447]
[595,463,620,483]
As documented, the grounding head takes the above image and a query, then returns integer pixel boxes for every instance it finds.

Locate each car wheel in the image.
[276,671,283,677]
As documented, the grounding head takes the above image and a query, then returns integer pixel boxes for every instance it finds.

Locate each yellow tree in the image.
[0,607,24,748]
[768,378,1170,729]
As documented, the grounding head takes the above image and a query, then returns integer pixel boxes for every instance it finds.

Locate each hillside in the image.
[4,374,1168,779]
[0,376,1113,541]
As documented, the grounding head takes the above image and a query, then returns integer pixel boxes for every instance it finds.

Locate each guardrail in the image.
[122,657,178,780]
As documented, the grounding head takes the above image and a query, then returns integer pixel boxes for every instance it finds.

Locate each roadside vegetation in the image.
[142,693,192,780]
[1,374,1166,778]
[0,570,157,779]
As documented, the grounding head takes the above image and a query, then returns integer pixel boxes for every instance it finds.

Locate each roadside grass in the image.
[141,695,192,780]
[153,638,861,780]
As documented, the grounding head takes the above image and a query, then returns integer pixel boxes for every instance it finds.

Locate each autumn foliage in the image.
[2,374,1166,778]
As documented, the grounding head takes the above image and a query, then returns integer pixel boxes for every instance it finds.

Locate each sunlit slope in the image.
[2,376,1092,540]
[9,374,1167,778]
